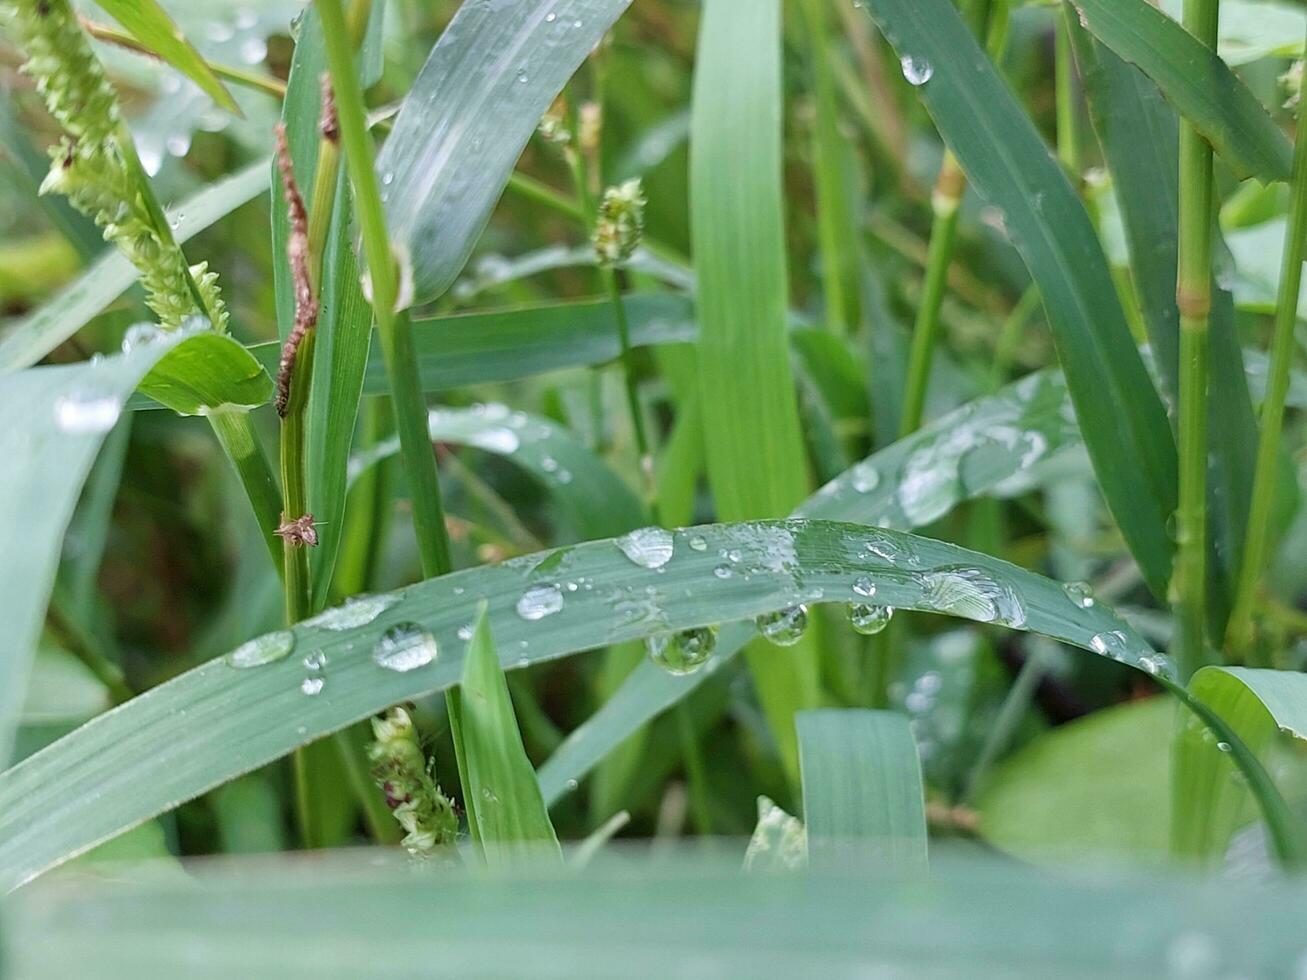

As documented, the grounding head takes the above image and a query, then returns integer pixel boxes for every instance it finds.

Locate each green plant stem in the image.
[280,409,311,624]
[1055,5,1082,177]
[961,644,1048,803]
[507,171,585,220]
[1226,40,1307,656]
[899,154,965,437]
[207,407,285,574]
[46,592,134,706]
[988,284,1041,391]
[602,266,661,524]
[318,0,452,580]
[1174,0,1218,680]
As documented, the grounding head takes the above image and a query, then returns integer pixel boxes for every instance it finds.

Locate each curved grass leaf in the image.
[376,0,634,304]
[455,605,561,865]
[11,854,1307,975]
[0,331,270,767]
[94,0,239,113]
[351,405,645,543]
[1072,0,1293,182]
[856,0,1178,600]
[1172,666,1307,866]
[0,161,269,372]
[136,333,272,415]
[797,709,927,873]
[0,518,1160,889]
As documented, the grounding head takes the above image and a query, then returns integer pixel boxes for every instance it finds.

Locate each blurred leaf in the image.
[1159,0,1307,66]
[797,709,927,873]
[742,796,806,872]
[377,0,634,304]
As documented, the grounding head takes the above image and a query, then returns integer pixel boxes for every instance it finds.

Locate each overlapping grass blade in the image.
[0,517,1161,889]
[375,0,634,304]
[692,0,818,776]
[856,0,1178,600]
[1072,0,1293,182]
[92,0,239,113]
[797,710,927,872]
[0,162,268,372]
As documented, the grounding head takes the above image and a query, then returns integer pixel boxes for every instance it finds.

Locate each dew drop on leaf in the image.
[373,623,438,672]
[646,625,718,675]
[615,526,674,569]
[900,54,934,86]
[226,630,296,668]
[517,583,564,620]
[756,605,808,647]
[848,603,894,636]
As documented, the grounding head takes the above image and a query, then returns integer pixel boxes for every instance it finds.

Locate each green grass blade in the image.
[692,0,819,776]
[92,0,239,114]
[857,0,1178,600]
[1172,665,1307,866]
[1075,34,1258,632]
[376,0,633,304]
[136,333,272,415]
[1073,0,1293,182]
[456,604,561,866]
[797,709,927,873]
[0,161,268,373]
[0,518,1163,889]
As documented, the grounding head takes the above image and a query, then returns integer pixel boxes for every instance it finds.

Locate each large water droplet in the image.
[849,603,894,635]
[226,630,296,668]
[300,676,325,696]
[517,583,564,620]
[1062,581,1095,608]
[616,526,674,569]
[900,54,934,86]
[646,625,717,676]
[756,605,808,647]
[53,392,122,435]
[306,593,401,631]
[850,461,880,494]
[918,566,1027,628]
[1089,630,1130,662]
[373,622,438,672]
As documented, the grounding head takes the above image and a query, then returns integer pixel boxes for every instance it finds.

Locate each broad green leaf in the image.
[376,0,634,304]
[12,853,1307,975]
[1074,32,1258,635]
[0,161,268,372]
[976,698,1173,865]
[135,332,272,415]
[94,0,239,113]
[857,0,1178,600]
[692,0,818,778]
[796,709,927,873]
[455,605,561,866]
[0,518,1164,889]
[1172,666,1307,866]
[351,405,645,543]
[1072,0,1294,182]
[0,331,264,766]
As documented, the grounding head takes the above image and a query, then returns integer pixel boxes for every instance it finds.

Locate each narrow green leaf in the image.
[857,0,1178,600]
[0,517,1162,889]
[135,332,272,415]
[376,0,633,304]
[93,0,239,114]
[1072,0,1293,182]
[797,709,927,873]
[457,604,561,866]
[0,161,268,373]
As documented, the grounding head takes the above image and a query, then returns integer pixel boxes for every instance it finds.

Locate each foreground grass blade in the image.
[0,333,270,766]
[0,162,268,372]
[455,605,561,866]
[857,0,1178,600]
[13,854,1307,977]
[692,0,818,776]
[1172,666,1307,866]
[797,710,927,873]
[1074,34,1257,635]
[93,0,239,114]
[1073,0,1293,182]
[0,518,1160,889]
[375,0,633,304]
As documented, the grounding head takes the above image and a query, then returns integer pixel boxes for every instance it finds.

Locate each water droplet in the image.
[226,630,296,668]
[1089,630,1131,662]
[849,603,894,635]
[166,133,191,158]
[1062,581,1095,608]
[457,623,473,641]
[1217,741,1232,753]
[517,583,564,620]
[1139,653,1174,679]
[900,54,934,86]
[616,526,674,569]
[121,323,163,353]
[303,651,327,672]
[918,566,1027,627]
[850,461,880,493]
[516,68,529,84]
[373,622,438,672]
[470,427,519,453]
[565,778,579,792]
[306,593,401,631]
[688,535,708,552]
[300,676,325,696]
[853,576,877,598]
[545,10,557,22]
[714,564,733,579]
[757,605,808,646]
[53,391,122,435]
[646,625,718,676]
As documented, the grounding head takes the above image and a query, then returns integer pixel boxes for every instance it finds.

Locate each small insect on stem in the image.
[274,513,322,548]
[273,122,319,418]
